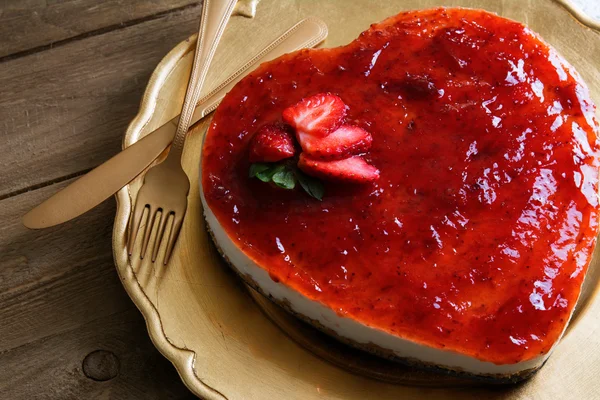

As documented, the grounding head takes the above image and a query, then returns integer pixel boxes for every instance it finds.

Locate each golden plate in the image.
[112,0,600,398]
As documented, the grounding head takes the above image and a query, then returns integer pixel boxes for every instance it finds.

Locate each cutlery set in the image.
[22,9,328,264]
[127,0,236,264]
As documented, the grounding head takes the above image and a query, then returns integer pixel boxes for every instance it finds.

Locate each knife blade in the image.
[22,18,328,229]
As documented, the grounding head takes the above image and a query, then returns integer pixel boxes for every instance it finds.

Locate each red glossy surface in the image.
[202,8,600,364]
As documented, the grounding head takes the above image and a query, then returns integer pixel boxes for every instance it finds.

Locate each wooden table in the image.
[0,1,203,398]
[0,1,598,399]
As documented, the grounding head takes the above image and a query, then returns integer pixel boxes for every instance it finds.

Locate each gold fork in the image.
[127,0,237,264]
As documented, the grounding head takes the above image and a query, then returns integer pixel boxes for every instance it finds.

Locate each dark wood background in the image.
[0,1,204,398]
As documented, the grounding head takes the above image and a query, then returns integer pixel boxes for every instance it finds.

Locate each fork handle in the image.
[167,0,238,162]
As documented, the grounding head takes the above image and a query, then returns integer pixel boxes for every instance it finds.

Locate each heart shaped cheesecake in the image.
[200,8,600,381]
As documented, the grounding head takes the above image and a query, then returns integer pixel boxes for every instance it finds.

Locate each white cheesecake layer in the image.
[200,188,552,377]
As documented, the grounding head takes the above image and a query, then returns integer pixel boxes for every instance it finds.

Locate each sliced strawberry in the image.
[297,125,373,160]
[248,123,296,163]
[282,93,346,137]
[298,154,380,183]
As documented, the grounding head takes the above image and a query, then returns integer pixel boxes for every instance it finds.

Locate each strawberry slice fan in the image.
[248,92,380,189]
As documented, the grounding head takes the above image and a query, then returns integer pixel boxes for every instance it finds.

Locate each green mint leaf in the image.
[296,170,324,201]
[249,163,271,178]
[272,168,296,189]
[250,162,324,199]
[255,164,285,183]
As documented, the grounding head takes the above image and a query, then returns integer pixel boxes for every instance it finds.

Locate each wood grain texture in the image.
[0,181,194,398]
[0,308,195,400]
[0,180,127,352]
[0,0,199,59]
[0,2,203,199]
[0,2,203,397]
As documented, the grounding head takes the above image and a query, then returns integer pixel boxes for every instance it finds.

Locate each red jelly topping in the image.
[202,8,600,364]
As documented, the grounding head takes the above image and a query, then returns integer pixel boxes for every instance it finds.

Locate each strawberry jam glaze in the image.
[202,8,600,364]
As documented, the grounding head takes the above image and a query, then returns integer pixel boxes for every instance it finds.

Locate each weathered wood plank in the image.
[0,178,194,398]
[0,3,206,397]
[0,179,109,293]
[0,309,195,400]
[0,0,199,59]
[0,3,202,198]
[0,179,130,352]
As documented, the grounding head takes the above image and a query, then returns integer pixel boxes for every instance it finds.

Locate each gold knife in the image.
[22,18,328,229]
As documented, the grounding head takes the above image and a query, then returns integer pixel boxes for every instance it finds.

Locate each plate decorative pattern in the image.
[113,1,600,398]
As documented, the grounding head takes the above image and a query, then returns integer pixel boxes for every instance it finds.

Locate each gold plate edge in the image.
[553,0,600,30]
[113,36,226,399]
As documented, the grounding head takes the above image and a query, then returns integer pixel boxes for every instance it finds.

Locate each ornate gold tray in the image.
[112,0,600,398]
